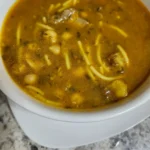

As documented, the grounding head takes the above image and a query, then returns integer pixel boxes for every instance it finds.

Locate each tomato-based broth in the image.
[1,0,150,109]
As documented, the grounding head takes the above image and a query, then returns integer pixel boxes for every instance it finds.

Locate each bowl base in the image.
[8,98,150,149]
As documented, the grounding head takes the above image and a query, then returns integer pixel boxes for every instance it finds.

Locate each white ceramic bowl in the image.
[0,0,149,123]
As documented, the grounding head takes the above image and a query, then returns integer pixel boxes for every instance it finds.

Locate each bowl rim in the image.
[0,0,150,123]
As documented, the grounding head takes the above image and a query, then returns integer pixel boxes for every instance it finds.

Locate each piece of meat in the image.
[50,8,77,24]
[50,8,89,28]
[108,52,125,74]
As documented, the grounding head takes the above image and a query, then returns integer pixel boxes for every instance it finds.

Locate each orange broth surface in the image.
[1,0,150,109]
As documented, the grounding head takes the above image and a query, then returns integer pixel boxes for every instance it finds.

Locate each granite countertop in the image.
[0,91,150,150]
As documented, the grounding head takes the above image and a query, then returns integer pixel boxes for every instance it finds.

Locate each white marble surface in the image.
[0,91,150,150]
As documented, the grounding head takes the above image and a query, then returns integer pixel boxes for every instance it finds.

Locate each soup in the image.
[1,0,150,110]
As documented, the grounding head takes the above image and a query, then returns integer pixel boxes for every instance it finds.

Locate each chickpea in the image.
[24,74,38,85]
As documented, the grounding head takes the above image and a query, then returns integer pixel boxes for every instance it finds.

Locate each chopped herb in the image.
[22,41,30,46]
[65,27,69,31]
[85,74,91,80]
[76,32,81,38]
[3,45,10,51]
[87,30,91,34]
[97,6,103,12]
[68,87,77,92]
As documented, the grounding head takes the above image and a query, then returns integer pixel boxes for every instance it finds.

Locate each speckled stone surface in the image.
[0,91,150,150]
